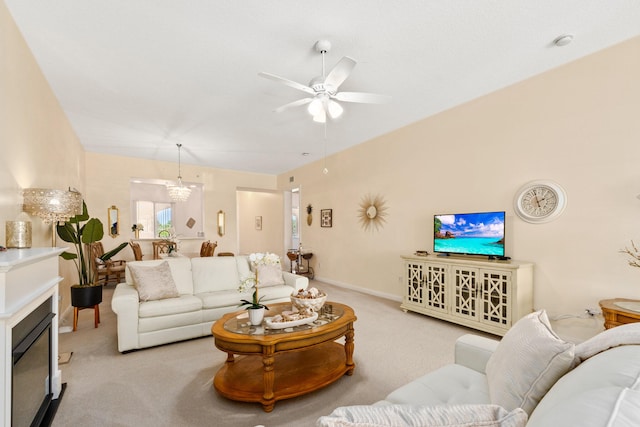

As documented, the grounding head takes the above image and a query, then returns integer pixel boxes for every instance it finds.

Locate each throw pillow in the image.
[316,404,527,427]
[485,310,575,415]
[256,264,285,287]
[128,261,180,302]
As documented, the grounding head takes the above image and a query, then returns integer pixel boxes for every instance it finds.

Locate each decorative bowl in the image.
[290,293,327,313]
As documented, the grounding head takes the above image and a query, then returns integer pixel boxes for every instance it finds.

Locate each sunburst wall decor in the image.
[358,194,388,232]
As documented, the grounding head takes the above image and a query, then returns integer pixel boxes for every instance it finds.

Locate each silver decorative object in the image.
[6,221,32,248]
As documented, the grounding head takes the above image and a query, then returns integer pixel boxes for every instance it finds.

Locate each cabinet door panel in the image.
[405,262,424,305]
[480,270,511,327]
[425,264,447,312]
[452,267,478,320]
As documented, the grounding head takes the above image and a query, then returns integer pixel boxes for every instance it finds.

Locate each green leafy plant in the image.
[57,201,127,286]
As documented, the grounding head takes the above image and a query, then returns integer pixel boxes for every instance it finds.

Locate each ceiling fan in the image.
[259,40,390,123]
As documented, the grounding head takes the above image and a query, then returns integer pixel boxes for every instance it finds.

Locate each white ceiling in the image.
[6,1,640,175]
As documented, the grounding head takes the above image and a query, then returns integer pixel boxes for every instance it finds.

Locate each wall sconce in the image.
[22,188,83,246]
[217,210,225,237]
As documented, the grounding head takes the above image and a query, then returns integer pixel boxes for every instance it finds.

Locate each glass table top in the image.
[223,303,344,336]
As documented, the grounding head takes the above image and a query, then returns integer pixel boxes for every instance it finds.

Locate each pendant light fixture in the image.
[167,143,192,202]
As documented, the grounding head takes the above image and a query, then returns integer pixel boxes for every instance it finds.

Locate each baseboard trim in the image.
[312,276,402,303]
[58,304,73,329]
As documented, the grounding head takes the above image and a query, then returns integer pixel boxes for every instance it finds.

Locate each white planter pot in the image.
[248,307,265,326]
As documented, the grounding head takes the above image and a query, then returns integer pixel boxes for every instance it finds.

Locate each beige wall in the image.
[4,0,640,323]
[84,152,278,260]
[0,0,85,314]
[279,36,640,318]
[237,189,284,257]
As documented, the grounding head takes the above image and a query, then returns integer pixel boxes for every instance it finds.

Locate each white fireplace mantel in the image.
[0,247,64,426]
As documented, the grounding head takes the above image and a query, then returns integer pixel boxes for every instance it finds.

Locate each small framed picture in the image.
[321,209,332,228]
[255,216,262,230]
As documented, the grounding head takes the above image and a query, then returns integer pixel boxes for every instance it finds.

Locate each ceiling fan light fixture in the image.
[327,100,343,119]
[260,39,389,123]
[307,98,324,116]
[312,109,326,123]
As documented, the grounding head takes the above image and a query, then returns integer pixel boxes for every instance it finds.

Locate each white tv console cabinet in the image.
[401,254,533,336]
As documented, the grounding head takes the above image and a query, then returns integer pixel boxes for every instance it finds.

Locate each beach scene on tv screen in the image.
[434,212,505,256]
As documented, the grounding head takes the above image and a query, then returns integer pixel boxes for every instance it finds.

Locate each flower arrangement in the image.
[238,252,281,310]
[131,223,144,232]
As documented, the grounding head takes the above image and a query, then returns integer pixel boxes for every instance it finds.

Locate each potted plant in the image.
[238,252,282,325]
[57,201,128,308]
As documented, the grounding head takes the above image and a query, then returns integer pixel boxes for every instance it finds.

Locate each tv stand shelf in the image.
[401,254,533,336]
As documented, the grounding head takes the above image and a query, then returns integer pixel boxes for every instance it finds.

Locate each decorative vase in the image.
[307,214,312,226]
[248,307,265,326]
[134,229,140,239]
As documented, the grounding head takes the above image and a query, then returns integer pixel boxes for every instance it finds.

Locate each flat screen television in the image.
[434,211,506,258]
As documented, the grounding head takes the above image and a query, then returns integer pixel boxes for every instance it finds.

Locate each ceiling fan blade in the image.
[258,72,315,95]
[274,98,313,113]
[334,91,391,104]
[324,56,357,90]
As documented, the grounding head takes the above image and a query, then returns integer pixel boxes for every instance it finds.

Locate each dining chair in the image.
[87,242,126,285]
[129,241,143,261]
[200,240,217,257]
[153,240,177,259]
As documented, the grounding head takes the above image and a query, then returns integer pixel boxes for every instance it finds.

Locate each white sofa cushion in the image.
[128,261,180,302]
[527,345,640,427]
[126,257,193,295]
[198,289,252,309]
[191,257,240,293]
[607,387,640,427]
[138,294,202,318]
[255,284,298,301]
[317,404,527,427]
[485,310,575,415]
[236,255,252,279]
[383,364,490,406]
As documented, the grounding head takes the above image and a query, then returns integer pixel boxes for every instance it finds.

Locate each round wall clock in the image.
[514,180,567,223]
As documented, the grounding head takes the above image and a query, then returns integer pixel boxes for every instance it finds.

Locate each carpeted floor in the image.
[53,280,490,427]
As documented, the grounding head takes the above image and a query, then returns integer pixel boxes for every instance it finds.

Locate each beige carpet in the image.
[53,280,491,427]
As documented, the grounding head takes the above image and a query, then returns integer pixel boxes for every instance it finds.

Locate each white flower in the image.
[248,252,281,267]
[238,273,257,293]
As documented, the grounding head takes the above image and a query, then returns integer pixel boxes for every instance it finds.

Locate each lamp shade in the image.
[22,188,83,223]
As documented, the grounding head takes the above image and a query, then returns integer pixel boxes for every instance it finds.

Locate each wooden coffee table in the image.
[599,298,640,329]
[211,302,356,412]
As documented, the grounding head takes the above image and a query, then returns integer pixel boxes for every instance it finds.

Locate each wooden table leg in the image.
[94,304,100,328]
[261,345,276,412]
[73,307,79,331]
[344,322,355,375]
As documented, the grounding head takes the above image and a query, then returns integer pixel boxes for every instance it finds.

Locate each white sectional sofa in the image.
[318,311,640,426]
[111,255,308,352]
